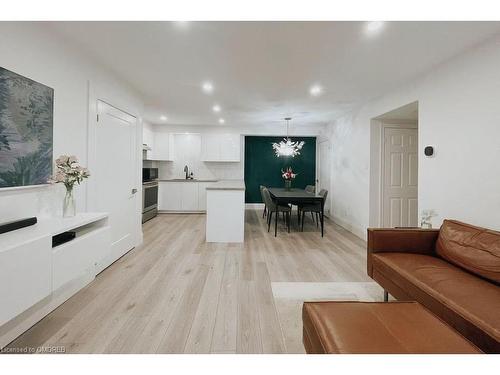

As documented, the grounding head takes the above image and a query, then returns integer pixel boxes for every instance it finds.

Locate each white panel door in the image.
[317,140,331,216]
[383,127,418,227]
[94,100,137,263]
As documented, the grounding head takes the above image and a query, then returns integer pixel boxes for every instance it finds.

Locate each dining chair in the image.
[300,189,328,233]
[298,184,317,223]
[305,185,315,193]
[262,188,291,236]
[259,185,268,218]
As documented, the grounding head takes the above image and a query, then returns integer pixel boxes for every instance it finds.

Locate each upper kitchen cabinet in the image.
[201,133,240,162]
[154,132,175,161]
[142,128,174,161]
[142,125,155,160]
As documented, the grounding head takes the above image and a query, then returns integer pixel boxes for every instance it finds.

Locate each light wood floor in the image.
[7,209,382,353]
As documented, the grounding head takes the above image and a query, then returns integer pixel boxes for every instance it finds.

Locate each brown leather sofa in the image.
[368,219,500,353]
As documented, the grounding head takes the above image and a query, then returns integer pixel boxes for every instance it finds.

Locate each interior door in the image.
[94,100,137,267]
[317,140,331,216]
[382,126,418,227]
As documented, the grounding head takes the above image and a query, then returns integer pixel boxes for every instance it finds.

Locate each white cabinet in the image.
[0,213,109,348]
[143,126,154,149]
[0,237,51,326]
[201,133,240,162]
[219,134,240,161]
[154,132,174,161]
[53,226,110,290]
[197,182,215,211]
[142,129,174,161]
[181,183,199,211]
[201,134,220,161]
[159,181,215,211]
[159,181,182,210]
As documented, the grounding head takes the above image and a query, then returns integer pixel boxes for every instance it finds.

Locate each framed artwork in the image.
[0,67,54,188]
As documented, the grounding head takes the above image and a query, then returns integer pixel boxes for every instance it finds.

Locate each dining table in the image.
[268,187,325,237]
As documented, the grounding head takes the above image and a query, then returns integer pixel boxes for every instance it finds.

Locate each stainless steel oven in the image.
[142,180,158,223]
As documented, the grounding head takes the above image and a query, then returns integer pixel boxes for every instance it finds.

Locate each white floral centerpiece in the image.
[49,155,90,217]
[420,209,437,229]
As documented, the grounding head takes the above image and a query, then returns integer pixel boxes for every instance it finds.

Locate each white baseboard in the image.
[245,203,265,209]
[331,215,367,240]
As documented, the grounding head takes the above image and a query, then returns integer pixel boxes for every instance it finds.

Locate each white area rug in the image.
[271,282,384,353]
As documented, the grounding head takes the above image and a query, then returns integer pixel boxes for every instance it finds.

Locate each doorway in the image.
[370,101,419,228]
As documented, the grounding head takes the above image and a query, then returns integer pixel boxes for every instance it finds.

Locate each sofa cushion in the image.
[371,252,500,353]
[302,301,481,353]
[436,220,500,284]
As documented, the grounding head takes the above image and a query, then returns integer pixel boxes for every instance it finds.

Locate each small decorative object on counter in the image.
[281,167,297,191]
[420,209,437,229]
[49,155,90,217]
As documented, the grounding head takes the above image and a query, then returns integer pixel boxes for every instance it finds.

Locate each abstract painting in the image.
[0,67,54,188]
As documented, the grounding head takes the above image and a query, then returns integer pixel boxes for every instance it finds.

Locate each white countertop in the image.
[206,180,246,191]
[0,212,108,253]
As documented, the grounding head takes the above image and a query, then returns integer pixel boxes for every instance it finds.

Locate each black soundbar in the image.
[0,217,37,235]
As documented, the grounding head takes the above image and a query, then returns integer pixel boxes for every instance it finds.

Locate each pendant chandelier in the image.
[272,117,305,157]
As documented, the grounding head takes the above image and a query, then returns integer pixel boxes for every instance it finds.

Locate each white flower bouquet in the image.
[49,155,90,217]
[49,155,90,191]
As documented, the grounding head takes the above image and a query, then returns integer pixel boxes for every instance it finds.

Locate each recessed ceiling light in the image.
[218,118,225,124]
[202,81,214,94]
[364,21,386,36]
[160,115,168,121]
[309,84,323,97]
[212,104,221,113]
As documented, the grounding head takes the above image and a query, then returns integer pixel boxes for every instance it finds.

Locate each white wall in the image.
[328,34,500,239]
[0,23,144,245]
[152,123,328,181]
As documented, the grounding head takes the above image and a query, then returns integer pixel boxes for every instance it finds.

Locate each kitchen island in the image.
[205,180,246,243]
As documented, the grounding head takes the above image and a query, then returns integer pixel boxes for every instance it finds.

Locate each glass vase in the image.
[284,180,292,191]
[63,188,76,217]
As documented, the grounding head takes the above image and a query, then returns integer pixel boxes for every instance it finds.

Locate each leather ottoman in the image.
[302,301,481,354]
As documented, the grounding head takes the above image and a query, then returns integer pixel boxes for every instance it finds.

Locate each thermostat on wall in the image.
[424,146,435,157]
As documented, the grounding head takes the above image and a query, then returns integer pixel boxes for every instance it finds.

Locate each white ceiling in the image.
[47,21,500,127]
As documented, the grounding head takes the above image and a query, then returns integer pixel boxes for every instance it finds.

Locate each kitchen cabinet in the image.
[181,183,199,211]
[158,181,182,211]
[154,132,175,161]
[142,129,174,161]
[197,182,215,211]
[201,133,240,162]
[201,134,219,161]
[142,126,155,160]
[159,181,215,212]
[219,134,240,161]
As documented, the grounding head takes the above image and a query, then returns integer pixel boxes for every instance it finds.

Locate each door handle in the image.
[131,188,138,194]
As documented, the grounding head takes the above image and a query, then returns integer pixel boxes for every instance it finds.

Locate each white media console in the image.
[0,213,110,348]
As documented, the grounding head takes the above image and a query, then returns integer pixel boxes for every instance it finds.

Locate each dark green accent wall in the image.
[244,136,317,203]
